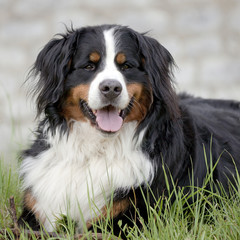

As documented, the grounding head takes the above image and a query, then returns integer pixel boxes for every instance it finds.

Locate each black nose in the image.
[99,79,122,100]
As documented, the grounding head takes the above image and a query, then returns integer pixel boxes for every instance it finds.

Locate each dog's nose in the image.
[99,79,122,100]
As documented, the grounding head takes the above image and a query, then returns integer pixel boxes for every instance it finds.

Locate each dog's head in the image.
[32,25,179,134]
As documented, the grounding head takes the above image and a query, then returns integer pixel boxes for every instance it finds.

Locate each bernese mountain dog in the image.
[18,24,240,235]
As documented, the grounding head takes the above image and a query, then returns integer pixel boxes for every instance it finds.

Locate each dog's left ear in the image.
[136,33,180,120]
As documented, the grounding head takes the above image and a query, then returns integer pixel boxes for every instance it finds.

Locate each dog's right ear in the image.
[30,30,79,116]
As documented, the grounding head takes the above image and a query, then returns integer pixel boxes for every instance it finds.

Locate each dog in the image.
[18,24,240,235]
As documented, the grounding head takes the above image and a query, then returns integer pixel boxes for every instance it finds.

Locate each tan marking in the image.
[62,84,90,122]
[89,52,101,63]
[86,198,130,229]
[24,191,37,212]
[24,190,45,224]
[127,83,143,100]
[67,59,72,70]
[125,83,153,123]
[116,53,126,65]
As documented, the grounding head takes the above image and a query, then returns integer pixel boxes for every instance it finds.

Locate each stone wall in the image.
[0,0,240,161]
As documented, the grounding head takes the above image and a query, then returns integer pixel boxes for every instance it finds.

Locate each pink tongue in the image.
[96,108,123,132]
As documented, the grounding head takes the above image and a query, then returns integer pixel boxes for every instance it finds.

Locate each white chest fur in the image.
[20,121,154,231]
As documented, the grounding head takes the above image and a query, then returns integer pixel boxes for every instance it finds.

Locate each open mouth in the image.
[79,99,133,133]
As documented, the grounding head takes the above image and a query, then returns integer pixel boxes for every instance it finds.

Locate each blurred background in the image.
[0,0,240,163]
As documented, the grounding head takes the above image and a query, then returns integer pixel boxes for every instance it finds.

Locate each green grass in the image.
[0,157,240,240]
[0,161,22,228]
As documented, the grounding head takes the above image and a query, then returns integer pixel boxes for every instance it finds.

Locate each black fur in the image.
[19,24,240,235]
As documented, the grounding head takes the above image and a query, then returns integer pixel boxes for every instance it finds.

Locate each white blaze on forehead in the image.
[88,28,129,110]
[104,28,116,69]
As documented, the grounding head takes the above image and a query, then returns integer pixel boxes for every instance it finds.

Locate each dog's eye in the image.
[121,64,132,71]
[84,64,96,71]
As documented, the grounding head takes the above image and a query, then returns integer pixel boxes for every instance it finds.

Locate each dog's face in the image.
[63,27,152,133]
[33,25,179,134]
